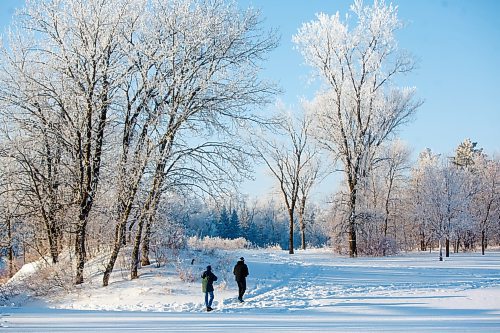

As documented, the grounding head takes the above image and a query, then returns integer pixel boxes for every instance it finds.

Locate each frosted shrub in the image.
[0,257,74,304]
[187,236,249,251]
[176,264,195,283]
[265,243,282,251]
[357,235,399,256]
[379,237,399,256]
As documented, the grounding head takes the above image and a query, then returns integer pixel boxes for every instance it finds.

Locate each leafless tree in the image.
[294,0,422,256]
[0,0,140,284]
[118,0,278,280]
[253,111,320,253]
[469,156,500,255]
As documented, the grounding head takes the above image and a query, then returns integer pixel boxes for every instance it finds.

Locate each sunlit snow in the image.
[1,248,499,332]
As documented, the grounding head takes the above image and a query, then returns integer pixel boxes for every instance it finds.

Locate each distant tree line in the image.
[327,139,500,258]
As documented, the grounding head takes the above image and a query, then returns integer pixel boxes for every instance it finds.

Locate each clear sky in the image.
[1,0,500,196]
[237,0,500,158]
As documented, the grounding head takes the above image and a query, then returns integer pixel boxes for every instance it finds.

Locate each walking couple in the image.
[201,257,249,311]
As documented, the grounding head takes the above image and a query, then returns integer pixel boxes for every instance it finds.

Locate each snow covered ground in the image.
[1,248,500,332]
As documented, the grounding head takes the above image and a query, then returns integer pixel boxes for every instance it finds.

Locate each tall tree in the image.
[253,111,318,254]
[376,141,411,254]
[294,0,422,257]
[410,149,439,252]
[453,138,483,169]
[415,154,473,260]
[0,0,137,283]
[229,209,241,239]
[125,0,278,280]
[470,156,499,255]
[297,134,322,251]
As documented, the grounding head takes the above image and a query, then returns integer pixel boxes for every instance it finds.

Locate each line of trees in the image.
[326,139,500,258]
[0,0,278,285]
[103,138,500,259]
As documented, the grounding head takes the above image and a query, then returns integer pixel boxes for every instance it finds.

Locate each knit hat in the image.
[207,265,212,271]
[239,257,244,261]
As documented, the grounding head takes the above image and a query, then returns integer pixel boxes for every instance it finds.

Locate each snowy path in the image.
[220,250,500,313]
[1,249,499,331]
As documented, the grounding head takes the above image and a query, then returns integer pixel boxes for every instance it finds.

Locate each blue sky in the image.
[1,0,499,195]
[237,0,500,159]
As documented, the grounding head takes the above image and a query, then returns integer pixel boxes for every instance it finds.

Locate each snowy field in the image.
[1,248,500,332]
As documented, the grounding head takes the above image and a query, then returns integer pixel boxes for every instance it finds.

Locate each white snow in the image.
[1,248,499,332]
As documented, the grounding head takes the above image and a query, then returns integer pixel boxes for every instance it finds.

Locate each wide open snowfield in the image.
[1,248,500,332]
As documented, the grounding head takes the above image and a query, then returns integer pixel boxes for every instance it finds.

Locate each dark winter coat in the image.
[233,261,249,282]
[201,270,218,293]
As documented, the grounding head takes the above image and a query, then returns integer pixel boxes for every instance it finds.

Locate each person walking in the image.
[201,265,218,311]
[233,257,249,302]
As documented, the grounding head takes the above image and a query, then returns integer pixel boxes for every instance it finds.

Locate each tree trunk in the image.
[288,208,294,254]
[75,222,87,285]
[299,196,306,250]
[48,223,59,264]
[420,231,426,251]
[383,185,392,238]
[103,182,141,286]
[348,186,358,258]
[130,219,144,280]
[349,222,357,257]
[7,218,14,278]
[300,225,306,251]
[445,238,450,258]
[439,239,443,261]
[103,222,126,286]
[481,230,486,255]
[8,245,14,279]
[141,219,152,266]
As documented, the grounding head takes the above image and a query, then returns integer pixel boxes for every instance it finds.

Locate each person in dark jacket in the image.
[233,257,249,302]
[201,265,218,311]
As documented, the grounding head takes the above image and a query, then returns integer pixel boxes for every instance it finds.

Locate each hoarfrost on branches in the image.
[294,0,421,257]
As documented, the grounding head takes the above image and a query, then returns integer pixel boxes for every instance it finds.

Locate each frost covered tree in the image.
[378,141,411,241]
[0,161,22,278]
[416,154,474,260]
[294,0,421,257]
[374,141,411,254]
[469,156,499,255]
[100,0,156,287]
[0,0,138,283]
[253,111,319,254]
[453,138,483,169]
[233,195,257,241]
[409,149,438,251]
[0,127,67,265]
[355,140,411,255]
[124,0,278,280]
